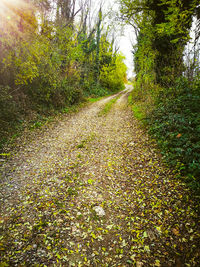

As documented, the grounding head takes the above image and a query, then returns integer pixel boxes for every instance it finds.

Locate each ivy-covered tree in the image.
[120,0,200,190]
[120,0,199,86]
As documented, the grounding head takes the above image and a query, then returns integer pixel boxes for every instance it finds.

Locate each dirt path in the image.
[0,86,199,266]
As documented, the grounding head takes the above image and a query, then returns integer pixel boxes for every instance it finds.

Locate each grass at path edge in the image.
[98,95,120,116]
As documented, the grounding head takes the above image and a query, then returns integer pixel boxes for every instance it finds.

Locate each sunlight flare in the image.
[0,0,35,34]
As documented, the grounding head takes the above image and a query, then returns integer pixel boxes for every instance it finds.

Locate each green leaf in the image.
[87,179,94,185]
[143,231,148,238]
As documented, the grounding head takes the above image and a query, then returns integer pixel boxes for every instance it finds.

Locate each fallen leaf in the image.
[172,228,180,236]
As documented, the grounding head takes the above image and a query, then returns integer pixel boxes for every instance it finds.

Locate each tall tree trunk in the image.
[150,0,196,86]
[96,7,102,83]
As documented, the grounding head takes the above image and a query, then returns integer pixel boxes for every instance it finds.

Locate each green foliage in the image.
[148,77,200,192]
[133,29,157,99]
[132,104,146,121]
[100,54,127,92]
[120,0,198,86]
[83,83,109,97]
[99,95,120,116]
[155,0,198,42]
[121,0,200,194]
[88,96,104,102]
[0,1,126,149]
[0,85,20,148]
[0,86,18,120]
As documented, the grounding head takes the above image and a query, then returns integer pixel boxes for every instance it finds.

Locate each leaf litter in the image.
[0,86,199,266]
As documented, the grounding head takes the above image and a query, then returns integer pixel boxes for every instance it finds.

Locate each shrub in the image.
[148,77,200,192]
[100,54,127,92]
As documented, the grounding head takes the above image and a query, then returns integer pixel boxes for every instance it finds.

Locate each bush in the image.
[0,85,18,121]
[148,77,200,192]
[0,85,21,149]
[100,54,127,92]
[84,83,109,97]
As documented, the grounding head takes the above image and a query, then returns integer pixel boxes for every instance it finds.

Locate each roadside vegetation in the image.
[0,0,127,150]
[120,0,200,195]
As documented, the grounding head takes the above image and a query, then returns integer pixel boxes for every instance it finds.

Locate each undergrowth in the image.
[130,77,200,195]
[0,101,85,152]
[0,87,120,152]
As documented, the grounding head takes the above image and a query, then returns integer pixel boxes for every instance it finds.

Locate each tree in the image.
[95,7,102,83]
[120,0,199,86]
[100,53,127,91]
